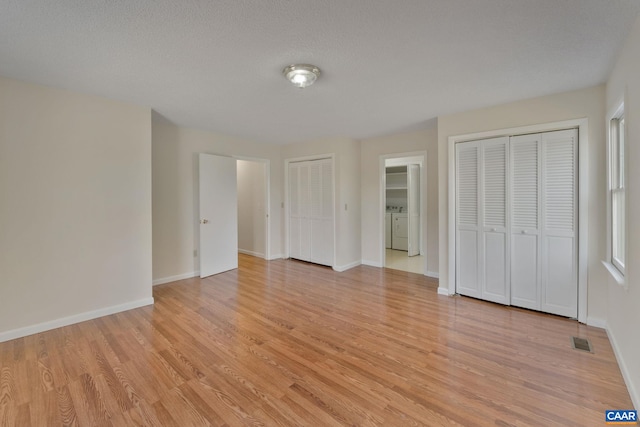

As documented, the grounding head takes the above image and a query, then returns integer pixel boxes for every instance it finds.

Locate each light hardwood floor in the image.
[0,254,633,426]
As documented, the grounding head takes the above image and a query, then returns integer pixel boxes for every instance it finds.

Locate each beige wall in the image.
[0,76,153,338]
[437,85,607,320]
[237,160,267,257]
[281,137,362,270]
[152,119,283,282]
[359,128,439,274]
[606,14,640,409]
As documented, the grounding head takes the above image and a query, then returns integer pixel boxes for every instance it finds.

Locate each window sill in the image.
[602,261,626,287]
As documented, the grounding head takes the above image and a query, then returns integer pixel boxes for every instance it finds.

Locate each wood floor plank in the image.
[281,387,346,427]
[0,254,633,426]
[161,386,215,427]
[47,346,76,388]
[66,373,111,427]
[126,398,162,427]
[29,388,62,426]
[55,385,79,427]
[14,402,31,427]
[151,400,180,427]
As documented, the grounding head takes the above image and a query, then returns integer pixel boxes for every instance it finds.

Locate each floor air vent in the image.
[571,336,593,353]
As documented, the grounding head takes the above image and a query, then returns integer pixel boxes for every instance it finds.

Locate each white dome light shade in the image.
[283,64,321,88]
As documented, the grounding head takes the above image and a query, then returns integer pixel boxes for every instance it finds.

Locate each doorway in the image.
[237,159,269,259]
[381,154,426,275]
[198,155,270,278]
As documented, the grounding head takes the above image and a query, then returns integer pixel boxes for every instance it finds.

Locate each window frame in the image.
[605,101,626,285]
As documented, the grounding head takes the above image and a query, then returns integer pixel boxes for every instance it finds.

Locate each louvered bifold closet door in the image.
[510,134,542,311]
[481,137,509,304]
[289,163,302,260]
[309,159,334,266]
[456,142,481,298]
[289,161,312,262]
[541,129,577,317]
[299,162,311,261]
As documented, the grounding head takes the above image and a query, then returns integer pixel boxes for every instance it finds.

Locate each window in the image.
[608,104,626,280]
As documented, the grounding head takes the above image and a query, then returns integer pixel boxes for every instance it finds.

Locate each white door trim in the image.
[447,118,588,323]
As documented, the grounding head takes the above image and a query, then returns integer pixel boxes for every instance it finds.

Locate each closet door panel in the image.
[481,138,509,304]
[289,164,302,260]
[544,236,575,314]
[541,129,577,317]
[484,232,507,302]
[511,234,539,309]
[456,143,481,298]
[311,219,333,266]
[510,134,541,310]
[308,160,322,264]
[289,161,311,262]
[321,159,334,266]
[458,230,479,294]
[310,159,334,266]
[289,217,302,260]
[299,162,311,261]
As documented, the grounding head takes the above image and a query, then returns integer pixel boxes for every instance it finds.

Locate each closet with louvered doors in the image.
[455,129,578,317]
[288,158,334,267]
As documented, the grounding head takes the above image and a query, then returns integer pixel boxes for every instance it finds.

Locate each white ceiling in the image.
[1,1,638,144]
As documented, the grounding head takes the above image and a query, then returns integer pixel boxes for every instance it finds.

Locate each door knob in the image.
[201,219,209,224]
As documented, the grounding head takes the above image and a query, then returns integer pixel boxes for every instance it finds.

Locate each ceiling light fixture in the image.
[283,64,321,88]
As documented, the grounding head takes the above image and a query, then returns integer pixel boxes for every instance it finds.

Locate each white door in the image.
[455,131,577,316]
[456,142,481,298]
[289,163,303,260]
[456,137,509,303]
[289,161,313,262]
[407,164,420,256]
[289,158,334,267]
[541,129,577,317]
[199,153,238,278]
[481,137,509,304]
[309,159,334,266]
[510,134,541,310]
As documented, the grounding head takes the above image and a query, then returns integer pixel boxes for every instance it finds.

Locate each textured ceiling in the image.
[1,0,639,144]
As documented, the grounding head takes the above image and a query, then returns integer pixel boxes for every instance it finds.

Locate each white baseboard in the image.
[0,297,154,343]
[267,253,284,260]
[361,259,383,268]
[153,271,199,286]
[238,248,266,259]
[426,270,440,279]
[333,261,361,272]
[437,286,452,296]
[606,325,640,410]
[586,317,607,329]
